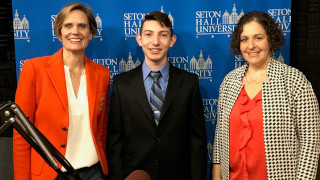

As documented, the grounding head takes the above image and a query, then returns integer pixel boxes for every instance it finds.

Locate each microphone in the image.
[0,101,80,179]
[125,170,151,180]
[11,104,59,169]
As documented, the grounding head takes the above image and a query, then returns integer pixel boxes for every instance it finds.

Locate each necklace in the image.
[63,58,85,78]
[69,67,83,78]
[243,72,266,84]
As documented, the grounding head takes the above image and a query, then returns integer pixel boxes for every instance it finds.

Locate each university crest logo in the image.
[13,9,30,42]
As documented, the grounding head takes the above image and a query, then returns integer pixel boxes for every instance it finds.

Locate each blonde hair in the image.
[54,2,97,39]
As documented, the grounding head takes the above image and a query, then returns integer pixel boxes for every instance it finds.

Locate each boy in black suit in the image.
[107,11,207,180]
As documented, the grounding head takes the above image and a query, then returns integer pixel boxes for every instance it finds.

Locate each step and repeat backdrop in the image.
[13,0,291,178]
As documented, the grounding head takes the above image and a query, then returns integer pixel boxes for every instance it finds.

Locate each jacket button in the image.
[156,137,160,142]
[61,143,66,148]
[62,126,67,131]
[154,160,158,165]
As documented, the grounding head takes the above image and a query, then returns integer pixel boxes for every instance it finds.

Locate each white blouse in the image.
[62,65,99,171]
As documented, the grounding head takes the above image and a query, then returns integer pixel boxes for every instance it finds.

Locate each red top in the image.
[229,87,268,180]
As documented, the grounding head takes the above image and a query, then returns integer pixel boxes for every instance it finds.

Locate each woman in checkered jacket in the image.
[212,11,320,180]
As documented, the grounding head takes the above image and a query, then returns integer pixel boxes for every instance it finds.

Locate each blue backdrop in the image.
[12,0,291,178]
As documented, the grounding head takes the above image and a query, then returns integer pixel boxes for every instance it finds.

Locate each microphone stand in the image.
[0,101,80,180]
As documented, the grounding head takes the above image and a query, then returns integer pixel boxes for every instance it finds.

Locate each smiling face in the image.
[60,9,92,54]
[136,20,176,67]
[240,21,271,68]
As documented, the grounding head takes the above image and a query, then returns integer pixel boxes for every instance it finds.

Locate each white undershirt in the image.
[62,65,99,171]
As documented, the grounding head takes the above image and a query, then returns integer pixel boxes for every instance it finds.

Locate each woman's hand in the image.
[212,164,222,180]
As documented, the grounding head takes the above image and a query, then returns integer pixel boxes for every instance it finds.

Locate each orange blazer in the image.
[14,48,110,180]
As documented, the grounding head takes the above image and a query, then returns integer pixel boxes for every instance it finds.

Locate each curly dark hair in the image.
[230,11,285,55]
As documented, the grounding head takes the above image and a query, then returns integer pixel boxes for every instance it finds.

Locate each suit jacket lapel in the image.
[46,49,68,112]
[128,66,154,121]
[159,64,182,120]
[85,57,99,124]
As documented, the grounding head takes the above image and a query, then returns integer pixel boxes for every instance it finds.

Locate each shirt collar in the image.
[142,60,170,81]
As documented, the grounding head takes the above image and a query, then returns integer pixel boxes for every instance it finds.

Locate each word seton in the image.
[268,8,291,16]
[195,11,221,18]
[123,13,145,21]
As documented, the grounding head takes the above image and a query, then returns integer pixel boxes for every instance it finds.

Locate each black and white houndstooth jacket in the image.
[212,58,320,179]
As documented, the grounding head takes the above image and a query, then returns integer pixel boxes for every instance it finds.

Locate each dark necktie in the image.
[149,71,163,125]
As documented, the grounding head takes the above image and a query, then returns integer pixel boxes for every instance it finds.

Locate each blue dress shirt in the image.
[142,61,169,102]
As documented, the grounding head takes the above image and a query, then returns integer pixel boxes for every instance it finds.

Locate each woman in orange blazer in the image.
[13,3,110,180]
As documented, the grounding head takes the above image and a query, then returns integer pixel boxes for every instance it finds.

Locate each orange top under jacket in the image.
[229,87,268,180]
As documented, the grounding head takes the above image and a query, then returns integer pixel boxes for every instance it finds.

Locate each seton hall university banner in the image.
[12,0,291,178]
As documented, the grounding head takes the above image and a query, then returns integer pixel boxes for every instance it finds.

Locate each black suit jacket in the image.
[107,64,207,180]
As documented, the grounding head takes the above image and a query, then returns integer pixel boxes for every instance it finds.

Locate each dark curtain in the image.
[290,0,320,178]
